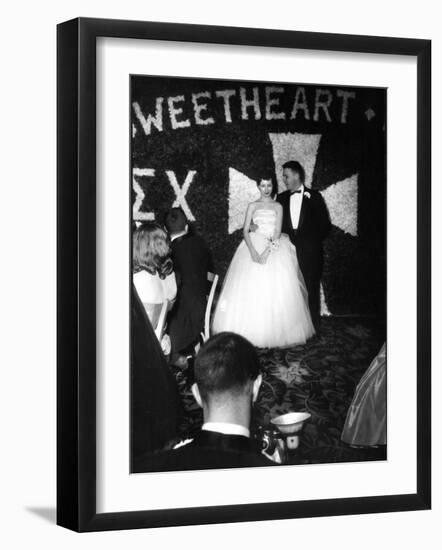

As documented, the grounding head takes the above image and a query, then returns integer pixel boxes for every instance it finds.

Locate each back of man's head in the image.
[194,332,260,404]
[165,207,187,234]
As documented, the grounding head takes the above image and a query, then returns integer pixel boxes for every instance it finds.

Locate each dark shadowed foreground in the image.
[173,317,386,465]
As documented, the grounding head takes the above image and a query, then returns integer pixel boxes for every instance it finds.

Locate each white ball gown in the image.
[212,207,315,348]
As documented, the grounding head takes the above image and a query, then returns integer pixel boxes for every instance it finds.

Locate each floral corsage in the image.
[269,239,280,251]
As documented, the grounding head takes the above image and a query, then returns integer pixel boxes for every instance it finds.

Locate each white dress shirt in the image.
[289,184,304,229]
[201,422,250,438]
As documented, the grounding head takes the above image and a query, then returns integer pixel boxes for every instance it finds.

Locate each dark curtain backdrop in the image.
[131,76,386,317]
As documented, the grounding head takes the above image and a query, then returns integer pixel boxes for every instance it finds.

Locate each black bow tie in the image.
[291,190,302,195]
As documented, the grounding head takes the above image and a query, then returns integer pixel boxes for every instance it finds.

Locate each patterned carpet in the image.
[171,316,386,464]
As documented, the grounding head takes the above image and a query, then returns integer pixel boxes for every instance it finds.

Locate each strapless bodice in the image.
[252,208,276,238]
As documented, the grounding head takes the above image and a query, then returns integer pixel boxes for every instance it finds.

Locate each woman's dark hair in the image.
[132,222,174,279]
[194,332,260,400]
[256,176,278,198]
[282,160,306,183]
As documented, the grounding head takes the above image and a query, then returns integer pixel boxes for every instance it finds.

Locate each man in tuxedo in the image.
[277,160,331,332]
[165,207,211,367]
[132,332,275,472]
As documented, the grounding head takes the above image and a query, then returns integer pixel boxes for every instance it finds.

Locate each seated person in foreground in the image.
[165,207,211,366]
[132,332,275,472]
[132,222,177,354]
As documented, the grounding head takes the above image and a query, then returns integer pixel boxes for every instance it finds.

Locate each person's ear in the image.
[191,383,203,408]
[252,374,262,403]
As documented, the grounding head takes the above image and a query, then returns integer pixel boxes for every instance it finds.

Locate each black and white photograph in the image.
[130,75,387,473]
[0,0,436,541]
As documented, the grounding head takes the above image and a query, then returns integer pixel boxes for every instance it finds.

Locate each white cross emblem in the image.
[228,132,360,316]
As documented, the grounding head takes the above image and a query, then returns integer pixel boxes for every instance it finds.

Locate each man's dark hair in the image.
[194,332,260,399]
[165,207,187,234]
[282,160,306,183]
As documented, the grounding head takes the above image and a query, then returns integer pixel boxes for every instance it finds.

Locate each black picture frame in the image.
[57,17,431,532]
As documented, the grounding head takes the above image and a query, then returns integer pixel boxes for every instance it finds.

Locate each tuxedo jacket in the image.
[170,232,211,297]
[132,430,275,473]
[277,189,331,249]
[168,232,211,353]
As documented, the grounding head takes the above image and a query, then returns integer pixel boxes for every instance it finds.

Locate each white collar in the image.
[170,229,188,242]
[202,422,250,438]
[290,184,304,196]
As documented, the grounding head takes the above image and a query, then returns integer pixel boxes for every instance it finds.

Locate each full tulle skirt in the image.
[211,233,315,348]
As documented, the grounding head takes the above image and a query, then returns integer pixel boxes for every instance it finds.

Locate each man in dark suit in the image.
[165,207,211,367]
[132,332,275,472]
[277,160,331,332]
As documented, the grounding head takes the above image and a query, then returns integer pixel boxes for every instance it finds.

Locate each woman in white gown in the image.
[212,179,315,348]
